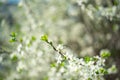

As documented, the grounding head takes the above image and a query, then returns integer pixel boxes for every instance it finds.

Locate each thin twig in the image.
[46,41,70,60]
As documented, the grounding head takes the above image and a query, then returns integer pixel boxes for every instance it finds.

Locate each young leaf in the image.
[31,36,36,41]
[10,32,17,37]
[9,32,17,42]
[41,35,48,42]
[84,56,91,63]
[100,50,111,58]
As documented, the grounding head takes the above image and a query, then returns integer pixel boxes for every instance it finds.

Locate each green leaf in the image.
[60,62,65,67]
[9,32,17,42]
[84,56,92,63]
[43,76,48,80]
[31,36,36,41]
[11,54,18,62]
[19,38,23,43]
[100,50,111,58]
[95,70,99,74]
[88,78,92,80]
[99,68,108,74]
[50,63,56,67]
[10,32,17,37]
[9,37,17,42]
[113,0,119,5]
[92,57,99,62]
[95,68,108,74]
[41,35,48,42]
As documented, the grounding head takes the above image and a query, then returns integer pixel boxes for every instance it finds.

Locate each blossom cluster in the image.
[0,0,119,80]
[6,34,116,80]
